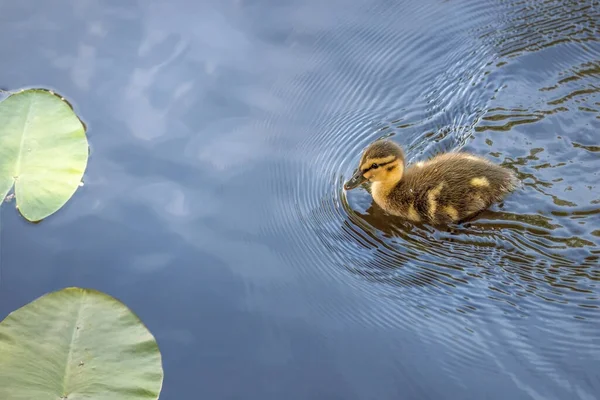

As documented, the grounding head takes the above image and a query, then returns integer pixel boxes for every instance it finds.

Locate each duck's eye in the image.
[371,163,379,169]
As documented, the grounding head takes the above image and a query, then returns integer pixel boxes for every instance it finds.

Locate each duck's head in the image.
[344,140,405,190]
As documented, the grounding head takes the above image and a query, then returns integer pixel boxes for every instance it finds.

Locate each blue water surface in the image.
[1,0,599,399]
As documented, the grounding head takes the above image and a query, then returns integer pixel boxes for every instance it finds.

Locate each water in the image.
[1,0,599,398]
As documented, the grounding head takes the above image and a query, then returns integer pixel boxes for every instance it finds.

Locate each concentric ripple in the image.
[257,0,599,386]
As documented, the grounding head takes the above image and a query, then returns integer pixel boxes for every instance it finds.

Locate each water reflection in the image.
[285,0,600,390]
[1,0,599,398]
[479,0,600,59]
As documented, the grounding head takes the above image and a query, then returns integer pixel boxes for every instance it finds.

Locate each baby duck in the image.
[344,140,518,225]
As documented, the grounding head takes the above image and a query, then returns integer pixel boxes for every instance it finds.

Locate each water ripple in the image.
[259,0,600,382]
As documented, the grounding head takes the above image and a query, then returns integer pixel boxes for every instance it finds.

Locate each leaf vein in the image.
[61,290,86,397]
[14,94,35,180]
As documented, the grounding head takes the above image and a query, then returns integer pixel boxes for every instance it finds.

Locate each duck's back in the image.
[390,153,518,224]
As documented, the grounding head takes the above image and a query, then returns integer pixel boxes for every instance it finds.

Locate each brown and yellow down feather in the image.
[347,140,519,225]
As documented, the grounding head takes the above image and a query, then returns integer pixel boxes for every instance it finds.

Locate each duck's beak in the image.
[344,170,367,190]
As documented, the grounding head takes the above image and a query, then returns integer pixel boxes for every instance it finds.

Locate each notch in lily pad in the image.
[0,88,89,222]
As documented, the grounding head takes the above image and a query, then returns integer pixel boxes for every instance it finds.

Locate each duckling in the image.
[344,140,519,225]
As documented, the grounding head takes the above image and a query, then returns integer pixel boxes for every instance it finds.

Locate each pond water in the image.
[1,0,599,398]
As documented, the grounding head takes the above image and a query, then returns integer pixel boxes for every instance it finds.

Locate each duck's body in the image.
[344,140,518,225]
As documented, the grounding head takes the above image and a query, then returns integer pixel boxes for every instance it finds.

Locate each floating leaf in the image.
[0,287,163,400]
[0,89,88,221]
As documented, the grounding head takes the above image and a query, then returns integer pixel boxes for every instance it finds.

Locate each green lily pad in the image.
[0,89,88,222]
[0,287,164,400]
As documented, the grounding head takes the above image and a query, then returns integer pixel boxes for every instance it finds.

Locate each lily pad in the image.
[0,287,164,400]
[0,89,88,221]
